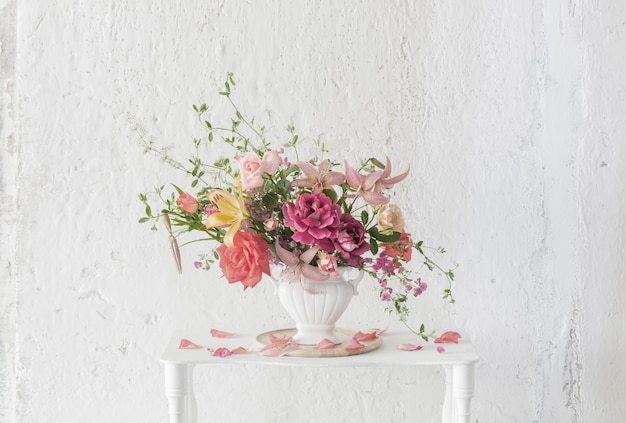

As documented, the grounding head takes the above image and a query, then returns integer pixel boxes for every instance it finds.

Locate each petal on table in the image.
[316,339,336,349]
[342,339,365,350]
[397,343,423,351]
[434,331,462,344]
[178,339,202,349]
[210,329,234,338]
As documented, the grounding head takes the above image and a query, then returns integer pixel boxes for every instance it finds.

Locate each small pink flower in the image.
[317,253,339,276]
[436,346,445,353]
[263,217,278,231]
[176,193,199,214]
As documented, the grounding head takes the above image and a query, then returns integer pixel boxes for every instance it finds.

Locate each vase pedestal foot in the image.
[293,324,339,345]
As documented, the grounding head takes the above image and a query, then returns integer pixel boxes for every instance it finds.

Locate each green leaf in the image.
[322,188,337,203]
[370,239,379,255]
[262,192,279,209]
[171,184,184,195]
[138,217,150,223]
[145,205,152,216]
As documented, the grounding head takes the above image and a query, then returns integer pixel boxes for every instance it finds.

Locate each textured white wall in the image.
[1,1,625,422]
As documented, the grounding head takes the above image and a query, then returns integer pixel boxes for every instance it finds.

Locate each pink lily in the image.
[375,156,410,192]
[344,157,409,206]
[274,242,329,285]
[294,159,345,193]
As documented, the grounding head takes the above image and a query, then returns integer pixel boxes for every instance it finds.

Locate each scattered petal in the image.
[210,329,234,338]
[371,327,388,337]
[342,339,365,350]
[258,343,300,357]
[398,343,423,351]
[353,331,378,342]
[316,338,336,349]
[269,334,293,345]
[436,346,445,353]
[434,331,462,344]
[178,339,202,349]
[208,346,248,357]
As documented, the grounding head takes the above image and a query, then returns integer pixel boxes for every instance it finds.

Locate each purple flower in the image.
[317,214,369,266]
[282,193,341,245]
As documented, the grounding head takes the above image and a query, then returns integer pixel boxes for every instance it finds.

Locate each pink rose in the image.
[216,232,271,289]
[261,150,281,175]
[282,192,341,245]
[318,214,369,266]
[236,150,282,191]
[236,152,265,190]
[176,193,199,214]
[317,254,339,276]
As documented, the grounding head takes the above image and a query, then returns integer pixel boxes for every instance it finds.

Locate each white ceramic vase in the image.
[273,267,364,345]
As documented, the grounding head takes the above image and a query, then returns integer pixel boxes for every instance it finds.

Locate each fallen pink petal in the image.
[316,338,336,349]
[353,331,378,341]
[342,339,365,350]
[230,346,248,354]
[210,329,234,338]
[370,327,388,337]
[178,339,202,349]
[398,343,423,351]
[437,346,446,353]
[258,343,300,357]
[434,331,462,344]
[211,347,233,357]
[269,334,293,345]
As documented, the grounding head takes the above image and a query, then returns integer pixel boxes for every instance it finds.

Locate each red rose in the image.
[216,232,270,289]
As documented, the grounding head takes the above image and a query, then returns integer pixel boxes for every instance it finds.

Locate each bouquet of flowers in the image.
[139,73,455,339]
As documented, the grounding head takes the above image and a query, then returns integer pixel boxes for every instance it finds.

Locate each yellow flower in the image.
[205,189,249,247]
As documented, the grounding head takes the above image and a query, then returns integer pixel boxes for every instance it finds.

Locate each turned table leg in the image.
[442,365,453,423]
[164,363,197,423]
[452,363,475,423]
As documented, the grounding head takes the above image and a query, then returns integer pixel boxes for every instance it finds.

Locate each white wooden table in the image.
[161,329,479,423]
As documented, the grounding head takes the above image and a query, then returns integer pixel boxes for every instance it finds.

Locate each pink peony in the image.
[317,214,369,266]
[176,193,199,214]
[282,193,341,245]
[216,231,271,289]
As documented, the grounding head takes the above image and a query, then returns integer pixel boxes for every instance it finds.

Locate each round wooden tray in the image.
[255,327,382,358]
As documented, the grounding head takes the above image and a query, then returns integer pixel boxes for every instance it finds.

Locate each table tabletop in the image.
[161,328,479,367]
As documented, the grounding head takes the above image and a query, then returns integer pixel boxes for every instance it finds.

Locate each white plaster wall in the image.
[1,1,625,422]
